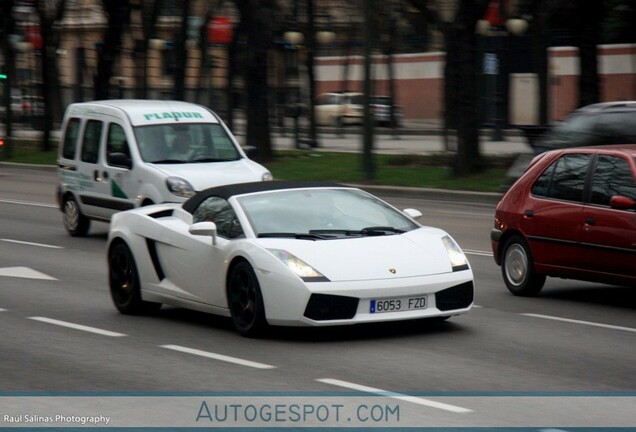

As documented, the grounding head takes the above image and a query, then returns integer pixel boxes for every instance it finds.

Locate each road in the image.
[1,165,635,429]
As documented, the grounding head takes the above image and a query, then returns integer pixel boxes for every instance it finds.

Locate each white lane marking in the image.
[463,249,493,257]
[0,308,7,312]
[522,313,636,333]
[1,238,64,249]
[0,266,58,281]
[0,198,57,208]
[433,210,493,218]
[160,344,276,370]
[316,378,473,414]
[28,317,127,337]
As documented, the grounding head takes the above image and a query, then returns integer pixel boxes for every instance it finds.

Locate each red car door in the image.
[518,153,590,271]
[580,154,636,280]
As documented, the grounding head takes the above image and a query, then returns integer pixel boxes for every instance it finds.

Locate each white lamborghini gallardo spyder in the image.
[107,181,474,336]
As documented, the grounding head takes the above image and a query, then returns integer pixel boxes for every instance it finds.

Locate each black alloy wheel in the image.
[109,241,161,314]
[228,261,267,337]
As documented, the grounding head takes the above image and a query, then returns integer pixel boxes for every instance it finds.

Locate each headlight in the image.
[166,177,195,198]
[262,172,273,181]
[268,249,328,282]
[442,235,469,272]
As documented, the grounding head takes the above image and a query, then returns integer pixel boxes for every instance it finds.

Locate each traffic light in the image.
[0,73,7,80]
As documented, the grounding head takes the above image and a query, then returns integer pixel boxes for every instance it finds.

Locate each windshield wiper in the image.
[192,157,238,163]
[258,232,331,240]
[354,226,405,236]
[150,159,187,164]
[310,227,405,237]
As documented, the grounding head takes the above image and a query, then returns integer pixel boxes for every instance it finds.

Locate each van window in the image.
[106,123,131,167]
[62,118,81,159]
[134,123,240,163]
[81,120,103,164]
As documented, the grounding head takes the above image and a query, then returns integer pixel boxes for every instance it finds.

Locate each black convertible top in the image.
[182,180,350,214]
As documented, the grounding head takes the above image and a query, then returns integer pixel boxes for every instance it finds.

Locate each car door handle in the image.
[524,210,534,218]
[93,170,100,181]
[585,217,596,226]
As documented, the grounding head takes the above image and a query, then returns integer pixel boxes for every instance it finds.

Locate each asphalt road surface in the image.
[1,164,635,429]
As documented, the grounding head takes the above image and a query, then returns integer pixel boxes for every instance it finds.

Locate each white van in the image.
[56,100,272,236]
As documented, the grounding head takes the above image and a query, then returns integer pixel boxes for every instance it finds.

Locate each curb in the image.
[352,183,502,205]
[0,161,58,172]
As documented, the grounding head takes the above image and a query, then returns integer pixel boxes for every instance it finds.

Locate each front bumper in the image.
[261,270,474,327]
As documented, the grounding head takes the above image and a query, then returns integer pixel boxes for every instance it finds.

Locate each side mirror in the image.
[108,152,132,169]
[243,146,258,159]
[610,195,636,210]
[189,221,217,245]
[403,208,422,220]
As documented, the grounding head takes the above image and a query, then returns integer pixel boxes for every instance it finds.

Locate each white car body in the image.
[107,182,474,336]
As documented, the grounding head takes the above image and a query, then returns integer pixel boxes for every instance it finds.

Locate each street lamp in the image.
[506,18,529,37]
[282,27,335,149]
[476,19,506,142]
[283,30,304,149]
[149,38,166,50]
[283,31,304,46]
[476,7,527,143]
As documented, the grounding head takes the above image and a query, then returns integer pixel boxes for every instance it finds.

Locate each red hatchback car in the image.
[491,145,636,296]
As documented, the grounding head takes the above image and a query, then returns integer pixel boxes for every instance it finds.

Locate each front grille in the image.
[304,294,359,321]
[435,281,474,311]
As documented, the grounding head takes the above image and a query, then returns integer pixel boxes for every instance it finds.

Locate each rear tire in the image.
[109,241,161,314]
[227,261,268,337]
[63,196,90,237]
[501,235,546,296]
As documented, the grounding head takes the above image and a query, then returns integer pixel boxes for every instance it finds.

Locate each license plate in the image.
[369,296,427,314]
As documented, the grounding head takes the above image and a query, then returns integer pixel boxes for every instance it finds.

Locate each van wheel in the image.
[63,196,90,237]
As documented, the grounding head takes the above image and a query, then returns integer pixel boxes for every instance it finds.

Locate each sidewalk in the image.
[3,118,533,157]
[238,118,533,157]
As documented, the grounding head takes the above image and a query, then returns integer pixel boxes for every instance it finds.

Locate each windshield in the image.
[134,123,241,164]
[237,188,419,239]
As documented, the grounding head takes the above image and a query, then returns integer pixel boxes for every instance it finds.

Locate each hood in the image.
[151,159,269,191]
[258,227,455,282]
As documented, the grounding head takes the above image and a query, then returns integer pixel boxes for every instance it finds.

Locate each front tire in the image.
[501,235,546,296]
[109,241,161,314]
[227,261,268,337]
[63,196,90,237]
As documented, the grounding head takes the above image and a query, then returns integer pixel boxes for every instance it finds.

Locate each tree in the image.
[572,0,603,107]
[409,0,489,176]
[603,0,636,43]
[173,0,191,100]
[0,0,16,158]
[519,0,603,114]
[234,0,277,161]
[94,1,130,100]
[135,1,162,99]
[34,0,67,151]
